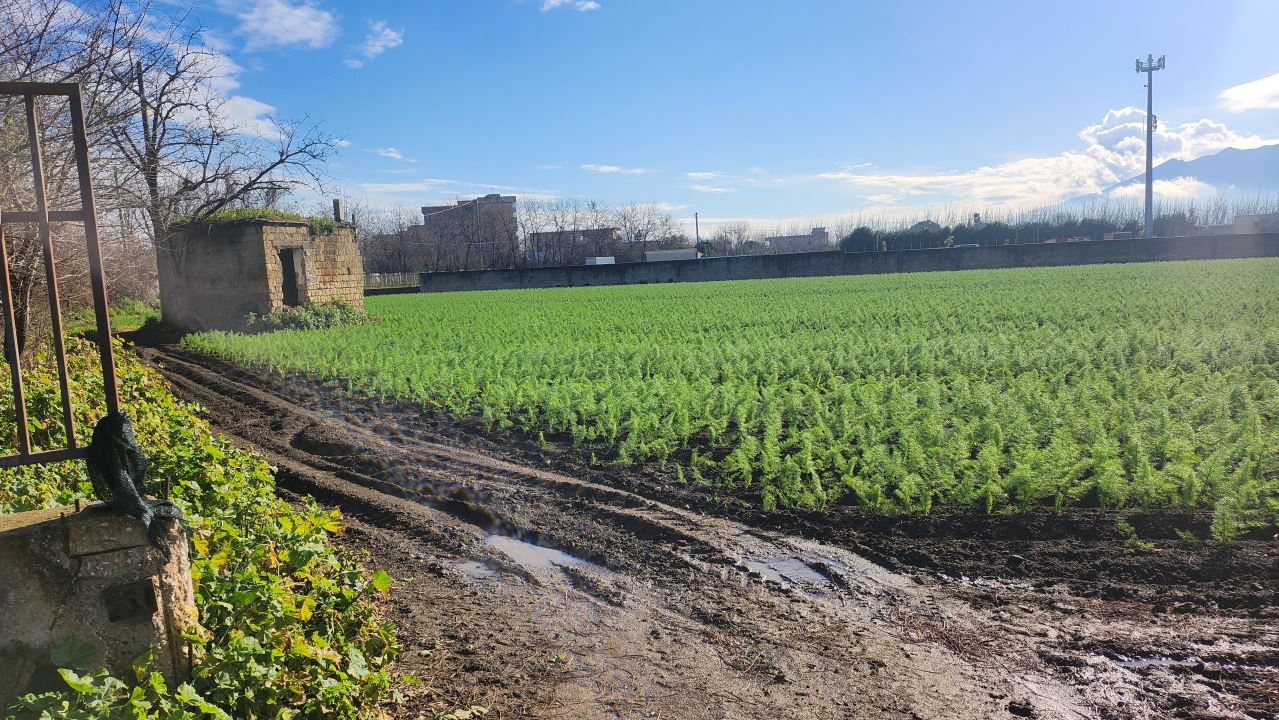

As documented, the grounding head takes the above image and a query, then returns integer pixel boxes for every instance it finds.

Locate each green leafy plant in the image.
[244,301,368,334]
[184,258,1279,530]
[1,339,397,718]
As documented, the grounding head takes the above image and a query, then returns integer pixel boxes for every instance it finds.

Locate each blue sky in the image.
[195,0,1279,230]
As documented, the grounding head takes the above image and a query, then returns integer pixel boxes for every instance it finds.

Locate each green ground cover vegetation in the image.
[0,340,398,718]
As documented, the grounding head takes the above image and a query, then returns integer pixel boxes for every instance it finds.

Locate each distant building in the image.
[526,227,621,265]
[764,227,830,253]
[1103,231,1134,241]
[644,248,700,262]
[1234,213,1279,234]
[584,256,615,265]
[909,220,942,233]
[416,193,517,251]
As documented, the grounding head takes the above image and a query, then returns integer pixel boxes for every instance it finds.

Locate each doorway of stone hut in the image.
[278,248,302,307]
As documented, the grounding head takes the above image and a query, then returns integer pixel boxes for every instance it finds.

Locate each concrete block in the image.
[0,504,196,705]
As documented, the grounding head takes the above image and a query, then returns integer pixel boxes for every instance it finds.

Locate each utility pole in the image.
[1136,53,1165,239]
[694,212,700,243]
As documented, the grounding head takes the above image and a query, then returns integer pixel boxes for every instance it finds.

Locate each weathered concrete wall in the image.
[157,223,271,331]
[0,505,195,705]
[158,221,364,331]
[415,233,1279,293]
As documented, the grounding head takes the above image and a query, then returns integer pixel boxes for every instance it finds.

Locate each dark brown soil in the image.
[139,344,1279,720]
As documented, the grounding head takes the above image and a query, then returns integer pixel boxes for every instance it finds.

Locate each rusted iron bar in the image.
[0,217,31,456]
[24,94,77,447]
[0,82,80,96]
[66,84,119,416]
[0,446,86,469]
[3,210,87,223]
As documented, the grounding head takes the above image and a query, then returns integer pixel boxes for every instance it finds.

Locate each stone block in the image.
[0,504,196,705]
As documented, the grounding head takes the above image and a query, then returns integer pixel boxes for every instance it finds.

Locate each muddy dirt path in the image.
[140,346,1277,720]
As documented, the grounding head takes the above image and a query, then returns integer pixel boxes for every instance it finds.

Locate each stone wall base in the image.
[0,504,196,705]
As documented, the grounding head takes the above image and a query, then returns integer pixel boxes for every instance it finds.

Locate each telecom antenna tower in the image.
[1136,53,1165,239]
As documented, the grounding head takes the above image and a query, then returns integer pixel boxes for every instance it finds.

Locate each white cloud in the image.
[581,163,655,175]
[817,106,1278,207]
[1108,176,1218,201]
[542,0,601,11]
[218,95,280,139]
[686,171,720,180]
[690,184,737,193]
[1219,72,1279,112]
[228,0,337,51]
[371,147,415,163]
[358,178,557,196]
[359,179,447,193]
[345,20,403,69]
[335,139,351,147]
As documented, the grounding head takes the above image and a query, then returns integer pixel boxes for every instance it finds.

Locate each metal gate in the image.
[0,82,119,468]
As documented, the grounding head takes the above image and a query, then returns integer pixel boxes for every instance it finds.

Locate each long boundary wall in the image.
[415,233,1279,293]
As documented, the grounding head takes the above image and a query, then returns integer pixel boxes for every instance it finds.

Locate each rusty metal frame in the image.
[0,82,119,468]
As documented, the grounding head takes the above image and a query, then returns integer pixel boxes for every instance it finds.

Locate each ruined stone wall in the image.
[263,225,363,311]
[157,221,364,332]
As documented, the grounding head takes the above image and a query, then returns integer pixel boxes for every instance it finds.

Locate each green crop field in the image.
[185,259,1279,537]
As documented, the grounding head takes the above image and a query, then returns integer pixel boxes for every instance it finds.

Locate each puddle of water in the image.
[453,560,498,580]
[743,557,830,586]
[486,535,587,571]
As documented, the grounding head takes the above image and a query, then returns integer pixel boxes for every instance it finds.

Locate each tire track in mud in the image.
[140,345,1275,719]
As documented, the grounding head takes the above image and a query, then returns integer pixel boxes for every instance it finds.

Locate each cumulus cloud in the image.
[226,0,337,51]
[817,107,1278,207]
[581,163,656,175]
[218,96,280,139]
[690,184,736,193]
[344,20,403,69]
[686,171,721,180]
[542,0,601,10]
[1219,72,1279,112]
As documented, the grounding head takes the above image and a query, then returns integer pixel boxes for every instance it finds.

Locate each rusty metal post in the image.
[24,94,77,446]
[65,84,119,417]
[0,216,31,456]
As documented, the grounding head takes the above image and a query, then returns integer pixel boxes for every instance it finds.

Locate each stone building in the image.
[155,218,364,332]
[418,194,517,245]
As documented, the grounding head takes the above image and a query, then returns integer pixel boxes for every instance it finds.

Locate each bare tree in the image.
[106,16,338,242]
[0,0,150,353]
